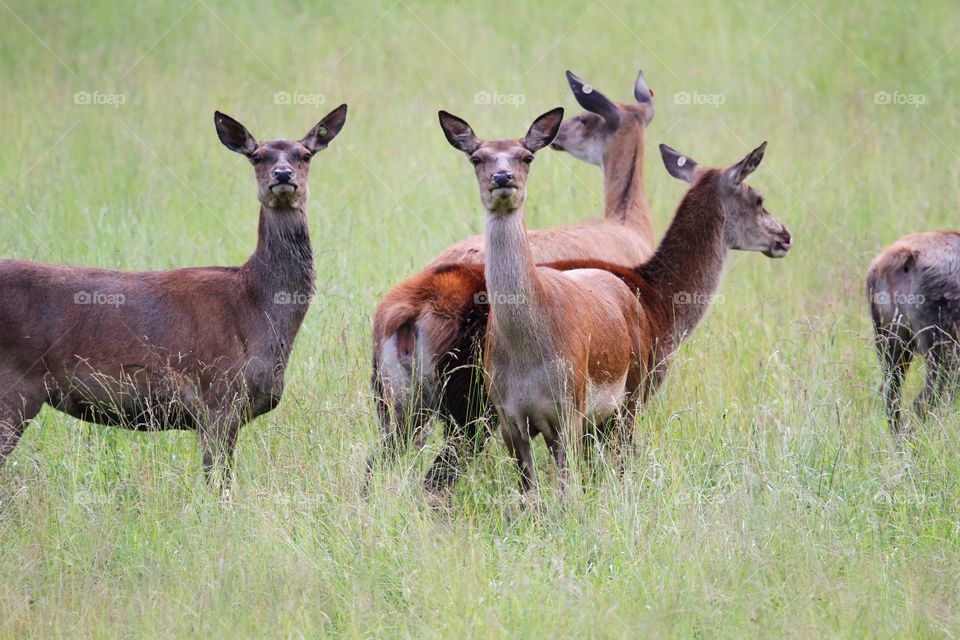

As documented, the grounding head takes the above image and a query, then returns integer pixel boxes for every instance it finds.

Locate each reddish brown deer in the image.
[867,232,960,435]
[375,135,792,501]
[0,105,348,491]
[369,70,657,489]
[428,69,656,267]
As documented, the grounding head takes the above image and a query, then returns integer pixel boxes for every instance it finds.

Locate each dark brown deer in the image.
[867,232,960,435]
[375,137,792,501]
[0,105,348,491]
[368,70,657,490]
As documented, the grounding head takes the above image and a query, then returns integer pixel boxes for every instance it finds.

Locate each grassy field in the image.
[1,0,959,636]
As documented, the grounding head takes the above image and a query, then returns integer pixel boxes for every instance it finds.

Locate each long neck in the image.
[484,204,543,342]
[243,204,315,348]
[602,122,652,239]
[638,171,727,357]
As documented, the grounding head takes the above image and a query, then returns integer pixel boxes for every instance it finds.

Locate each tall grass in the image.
[1,0,958,636]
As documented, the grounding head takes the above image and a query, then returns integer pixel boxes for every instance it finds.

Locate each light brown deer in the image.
[0,105,348,491]
[369,70,657,489]
[428,70,656,267]
[438,110,792,499]
[867,232,960,435]
[380,132,792,501]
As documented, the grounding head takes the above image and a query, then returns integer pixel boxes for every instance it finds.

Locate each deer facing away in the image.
[369,70,658,491]
[0,105,348,491]
[867,231,960,435]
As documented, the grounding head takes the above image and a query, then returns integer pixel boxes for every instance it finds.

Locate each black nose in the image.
[273,167,294,183]
[492,171,514,188]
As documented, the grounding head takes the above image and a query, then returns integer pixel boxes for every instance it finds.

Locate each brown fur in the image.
[867,231,960,434]
[0,105,349,491]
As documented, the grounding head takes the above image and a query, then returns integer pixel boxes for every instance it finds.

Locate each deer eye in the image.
[470,156,482,166]
[302,152,312,162]
[523,155,534,165]
[756,196,763,207]
[250,152,262,164]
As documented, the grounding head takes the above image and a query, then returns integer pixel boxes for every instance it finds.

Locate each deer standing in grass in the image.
[0,105,348,491]
[417,120,792,500]
[369,70,657,489]
[867,232,960,435]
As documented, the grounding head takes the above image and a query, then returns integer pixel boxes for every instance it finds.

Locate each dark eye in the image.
[302,152,312,162]
[250,152,262,164]
[523,155,534,164]
[470,156,482,166]
[756,197,763,207]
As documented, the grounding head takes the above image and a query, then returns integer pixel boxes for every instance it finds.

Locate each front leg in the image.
[500,414,537,500]
[199,406,244,498]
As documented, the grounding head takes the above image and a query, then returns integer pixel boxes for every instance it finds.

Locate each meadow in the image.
[1,0,959,636]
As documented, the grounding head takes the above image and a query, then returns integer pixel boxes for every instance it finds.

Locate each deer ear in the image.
[301,104,348,153]
[633,70,654,124]
[659,144,698,183]
[566,70,620,127]
[214,111,258,156]
[522,107,564,152]
[723,141,767,191]
[438,111,480,154]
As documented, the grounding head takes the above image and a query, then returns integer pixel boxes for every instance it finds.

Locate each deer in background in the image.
[867,232,960,435]
[0,105,348,492]
[369,70,657,490]
[377,135,792,501]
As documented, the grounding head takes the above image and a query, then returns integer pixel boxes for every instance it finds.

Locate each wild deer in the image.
[0,105,348,491]
[867,232,960,435]
[376,133,792,501]
[369,70,657,489]
[428,70,656,267]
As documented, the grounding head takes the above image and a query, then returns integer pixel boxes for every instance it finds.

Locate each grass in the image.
[1,0,959,636]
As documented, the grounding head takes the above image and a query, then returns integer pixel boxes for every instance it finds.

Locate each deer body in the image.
[0,105,348,490]
[374,136,792,501]
[867,231,960,434]
[369,71,657,491]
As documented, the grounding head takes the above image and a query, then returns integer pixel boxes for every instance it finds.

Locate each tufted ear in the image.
[301,103,348,153]
[522,107,564,152]
[659,144,698,183]
[722,141,767,192]
[438,111,480,154]
[566,70,620,127]
[214,111,258,156]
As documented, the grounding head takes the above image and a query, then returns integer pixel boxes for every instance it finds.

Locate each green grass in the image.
[1,0,959,636]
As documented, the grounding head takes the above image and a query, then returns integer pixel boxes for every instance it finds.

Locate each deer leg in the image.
[915,340,957,422]
[500,416,536,498]
[0,373,45,466]
[199,407,243,496]
[364,385,433,492]
[874,320,913,436]
[423,415,490,501]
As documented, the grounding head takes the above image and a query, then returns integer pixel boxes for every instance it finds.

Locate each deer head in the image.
[550,70,654,166]
[659,142,793,258]
[214,104,348,209]
[438,108,564,214]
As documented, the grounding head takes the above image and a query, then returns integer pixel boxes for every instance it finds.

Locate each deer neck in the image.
[243,204,316,345]
[484,204,543,344]
[602,122,652,238]
[638,171,726,356]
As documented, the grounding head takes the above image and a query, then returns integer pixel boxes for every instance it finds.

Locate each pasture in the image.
[0,0,958,636]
